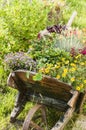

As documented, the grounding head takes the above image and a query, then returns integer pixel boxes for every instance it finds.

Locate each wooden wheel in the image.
[23,104,47,130]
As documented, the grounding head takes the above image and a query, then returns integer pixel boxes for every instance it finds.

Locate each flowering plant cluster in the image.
[29,32,86,92]
[5,30,86,92]
[5,52,37,72]
[38,53,86,92]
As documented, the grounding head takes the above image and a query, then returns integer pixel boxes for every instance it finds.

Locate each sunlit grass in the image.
[63,0,86,28]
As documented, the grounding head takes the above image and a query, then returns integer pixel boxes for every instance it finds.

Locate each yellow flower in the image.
[70,77,75,82]
[76,86,80,91]
[39,68,45,73]
[29,45,33,49]
[80,84,83,88]
[70,63,76,67]
[75,54,81,59]
[70,67,76,72]
[63,68,68,73]
[47,64,53,68]
[65,60,69,64]
[62,73,66,78]
[45,68,50,73]
[84,80,86,84]
[74,60,77,63]
[55,65,60,69]
[56,75,60,79]
[62,58,65,62]
[80,62,85,66]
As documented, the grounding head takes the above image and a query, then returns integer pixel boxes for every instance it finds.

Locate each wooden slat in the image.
[76,92,86,113]
[15,70,72,91]
[8,70,72,102]
[51,107,75,130]
[27,94,68,111]
[67,90,79,108]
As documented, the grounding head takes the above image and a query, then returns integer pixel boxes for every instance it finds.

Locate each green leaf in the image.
[33,73,42,81]
[26,71,30,79]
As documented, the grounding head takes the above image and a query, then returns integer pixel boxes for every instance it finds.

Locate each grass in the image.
[0,0,86,129]
[0,88,63,130]
[0,88,34,130]
[63,0,86,28]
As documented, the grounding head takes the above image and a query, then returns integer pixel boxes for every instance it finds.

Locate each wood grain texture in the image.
[67,91,79,108]
[7,70,73,102]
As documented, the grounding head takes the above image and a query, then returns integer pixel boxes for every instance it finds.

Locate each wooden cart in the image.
[7,70,85,130]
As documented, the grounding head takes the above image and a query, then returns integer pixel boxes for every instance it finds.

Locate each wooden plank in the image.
[76,92,86,113]
[51,91,79,129]
[8,70,72,102]
[8,72,69,110]
[14,70,72,91]
[66,11,77,28]
[27,94,68,111]
[67,90,79,108]
[51,107,75,130]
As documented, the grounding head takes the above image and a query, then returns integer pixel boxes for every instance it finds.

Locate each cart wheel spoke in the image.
[30,121,43,130]
[23,104,47,130]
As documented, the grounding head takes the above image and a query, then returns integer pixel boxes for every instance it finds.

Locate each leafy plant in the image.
[0,0,53,51]
[33,73,42,81]
[5,35,86,92]
[54,30,84,52]
[4,52,37,71]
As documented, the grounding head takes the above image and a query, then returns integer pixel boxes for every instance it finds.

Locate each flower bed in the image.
[5,30,86,92]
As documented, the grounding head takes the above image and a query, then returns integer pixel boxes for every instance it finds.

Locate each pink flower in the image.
[81,47,86,55]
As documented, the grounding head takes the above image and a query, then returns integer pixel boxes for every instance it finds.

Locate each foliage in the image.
[54,29,84,52]
[0,0,55,90]
[33,73,42,81]
[0,59,8,91]
[29,34,86,92]
[5,52,37,71]
[5,34,86,92]
[63,0,86,28]
[0,0,64,90]
[0,0,54,51]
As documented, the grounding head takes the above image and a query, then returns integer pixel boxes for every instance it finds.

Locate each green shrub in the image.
[0,0,53,90]
[0,0,53,51]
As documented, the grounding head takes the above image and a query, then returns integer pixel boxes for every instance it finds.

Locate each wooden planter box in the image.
[7,70,85,130]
